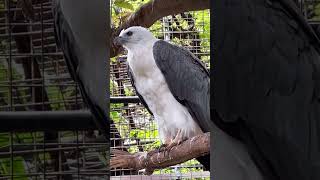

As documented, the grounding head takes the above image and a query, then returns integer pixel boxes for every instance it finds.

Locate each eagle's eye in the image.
[126,31,133,36]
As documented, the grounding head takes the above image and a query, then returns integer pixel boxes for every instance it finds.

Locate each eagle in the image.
[212,0,320,179]
[52,0,109,139]
[114,26,212,170]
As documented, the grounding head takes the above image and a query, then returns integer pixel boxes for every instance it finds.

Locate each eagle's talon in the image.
[165,140,182,152]
[156,143,167,153]
[164,129,184,152]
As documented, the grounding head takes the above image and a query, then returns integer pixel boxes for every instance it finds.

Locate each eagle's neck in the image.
[127,39,159,77]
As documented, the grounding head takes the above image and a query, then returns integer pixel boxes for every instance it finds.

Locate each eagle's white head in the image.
[114,26,157,51]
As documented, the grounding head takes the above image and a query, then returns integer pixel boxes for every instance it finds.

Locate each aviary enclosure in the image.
[0,0,319,179]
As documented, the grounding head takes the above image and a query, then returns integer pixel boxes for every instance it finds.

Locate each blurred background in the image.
[0,0,108,179]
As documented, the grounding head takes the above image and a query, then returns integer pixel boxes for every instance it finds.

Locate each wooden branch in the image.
[111,132,210,175]
[110,0,210,57]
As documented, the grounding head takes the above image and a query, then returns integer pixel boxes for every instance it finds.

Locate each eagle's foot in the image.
[165,129,184,152]
[156,143,167,153]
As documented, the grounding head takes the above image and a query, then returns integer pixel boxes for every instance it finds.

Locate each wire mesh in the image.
[0,0,109,179]
[110,6,211,179]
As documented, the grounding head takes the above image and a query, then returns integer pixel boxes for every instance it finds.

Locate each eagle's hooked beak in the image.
[114,36,127,46]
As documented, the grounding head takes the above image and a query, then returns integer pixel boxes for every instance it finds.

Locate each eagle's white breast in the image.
[127,40,202,143]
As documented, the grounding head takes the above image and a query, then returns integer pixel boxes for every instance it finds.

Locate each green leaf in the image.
[114,0,134,11]
[0,157,28,180]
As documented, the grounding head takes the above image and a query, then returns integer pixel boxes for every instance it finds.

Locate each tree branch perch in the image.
[110,0,210,57]
[111,132,210,175]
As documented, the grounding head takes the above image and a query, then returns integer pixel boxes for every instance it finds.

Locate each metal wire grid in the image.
[110,9,210,179]
[0,0,108,179]
[0,0,82,111]
[299,0,320,22]
[0,131,108,180]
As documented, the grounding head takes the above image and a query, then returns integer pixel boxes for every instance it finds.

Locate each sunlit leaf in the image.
[114,0,134,11]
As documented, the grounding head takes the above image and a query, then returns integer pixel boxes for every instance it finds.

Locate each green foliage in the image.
[47,86,65,110]
[0,157,28,180]
[114,0,134,10]
[0,131,49,178]
[0,133,9,147]
[308,3,320,21]
[111,0,147,27]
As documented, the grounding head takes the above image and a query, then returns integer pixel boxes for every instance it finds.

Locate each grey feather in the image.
[53,0,109,138]
[153,40,211,132]
[213,0,320,179]
[153,40,212,170]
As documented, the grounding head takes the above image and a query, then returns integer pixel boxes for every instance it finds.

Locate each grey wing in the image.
[53,0,78,81]
[128,66,153,115]
[213,0,320,179]
[153,40,211,133]
[52,0,109,138]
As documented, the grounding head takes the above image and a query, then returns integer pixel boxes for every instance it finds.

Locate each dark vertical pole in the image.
[105,0,111,176]
[7,0,12,112]
[210,0,214,175]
